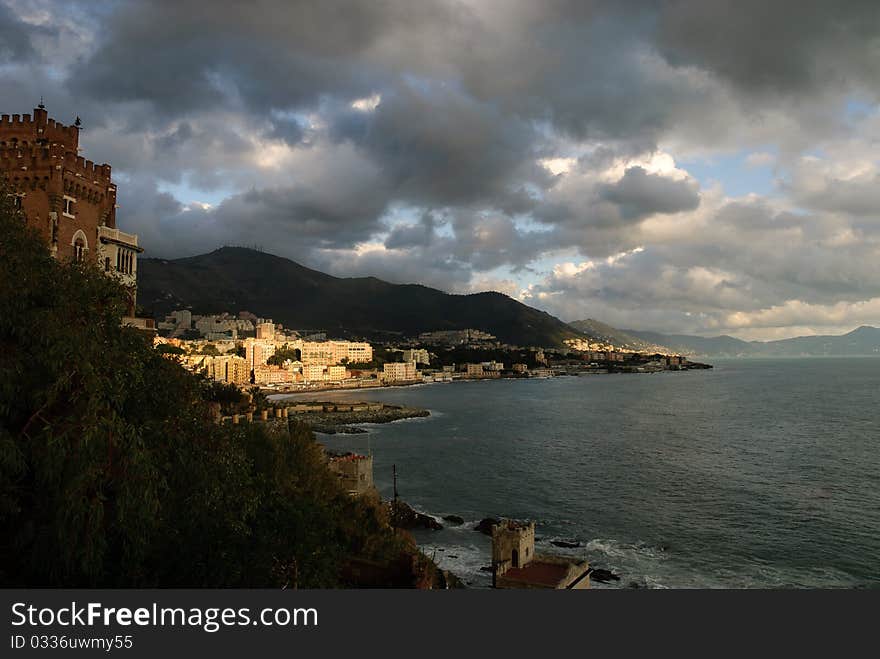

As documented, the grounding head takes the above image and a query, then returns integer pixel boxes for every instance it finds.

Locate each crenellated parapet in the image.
[0,107,80,152]
[0,142,111,184]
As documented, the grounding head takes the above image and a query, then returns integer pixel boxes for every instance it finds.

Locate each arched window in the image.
[71,230,88,263]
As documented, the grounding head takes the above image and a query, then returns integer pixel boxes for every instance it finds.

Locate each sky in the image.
[3,0,880,340]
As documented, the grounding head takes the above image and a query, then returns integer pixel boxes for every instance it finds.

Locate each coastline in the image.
[275,400,430,434]
[265,360,713,397]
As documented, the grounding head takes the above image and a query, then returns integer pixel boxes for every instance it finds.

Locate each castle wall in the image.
[1,108,117,262]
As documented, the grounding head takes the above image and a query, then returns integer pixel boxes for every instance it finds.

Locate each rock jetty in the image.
[279,401,430,434]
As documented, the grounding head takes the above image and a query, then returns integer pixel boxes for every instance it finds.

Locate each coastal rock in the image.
[292,403,430,434]
[443,515,465,525]
[391,501,443,530]
[588,568,620,583]
[310,425,368,435]
[474,517,500,535]
[550,539,581,548]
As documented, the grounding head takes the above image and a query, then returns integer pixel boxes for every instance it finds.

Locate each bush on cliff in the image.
[0,189,409,587]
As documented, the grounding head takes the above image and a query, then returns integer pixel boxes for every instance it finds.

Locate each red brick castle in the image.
[1,104,144,320]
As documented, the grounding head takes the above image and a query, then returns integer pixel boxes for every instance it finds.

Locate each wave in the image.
[584,538,671,562]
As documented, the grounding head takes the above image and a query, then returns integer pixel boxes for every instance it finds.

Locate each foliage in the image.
[346,346,397,371]
[247,387,270,413]
[201,379,250,415]
[155,343,185,355]
[0,190,412,587]
[266,345,299,366]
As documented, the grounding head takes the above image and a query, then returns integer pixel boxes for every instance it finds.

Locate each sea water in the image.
[287,358,880,588]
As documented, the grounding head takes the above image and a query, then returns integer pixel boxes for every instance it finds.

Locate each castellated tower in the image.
[491,519,591,589]
[0,105,143,317]
[491,519,536,575]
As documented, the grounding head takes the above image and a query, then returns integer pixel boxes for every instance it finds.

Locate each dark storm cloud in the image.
[334,84,546,208]
[74,0,465,119]
[384,212,438,250]
[599,167,700,221]
[266,117,306,147]
[449,210,553,271]
[655,0,880,97]
[0,2,40,58]
[5,0,880,337]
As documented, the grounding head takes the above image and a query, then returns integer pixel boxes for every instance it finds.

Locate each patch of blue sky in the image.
[521,248,582,276]
[680,148,779,198]
[843,96,875,124]
[379,203,420,228]
[157,177,236,209]
[512,214,555,233]
[270,108,311,125]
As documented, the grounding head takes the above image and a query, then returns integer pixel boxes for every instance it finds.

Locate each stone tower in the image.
[491,519,536,577]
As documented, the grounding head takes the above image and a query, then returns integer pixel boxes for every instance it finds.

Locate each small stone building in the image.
[492,519,590,589]
[327,452,374,496]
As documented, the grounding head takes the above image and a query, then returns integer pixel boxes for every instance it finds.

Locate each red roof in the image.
[501,562,570,588]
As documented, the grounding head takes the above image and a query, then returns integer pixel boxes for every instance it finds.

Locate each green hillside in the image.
[138,247,585,347]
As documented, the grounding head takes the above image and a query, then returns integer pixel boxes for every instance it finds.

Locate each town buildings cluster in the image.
[155,308,696,392]
[157,311,432,388]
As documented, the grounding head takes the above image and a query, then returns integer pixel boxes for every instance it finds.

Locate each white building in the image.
[295,340,373,365]
[302,364,327,382]
[382,361,418,382]
[256,321,275,340]
[245,337,276,370]
[326,365,348,381]
[208,355,250,385]
[403,348,430,365]
[254,364,292,385]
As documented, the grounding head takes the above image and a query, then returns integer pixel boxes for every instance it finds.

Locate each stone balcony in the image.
[98,225,141,251]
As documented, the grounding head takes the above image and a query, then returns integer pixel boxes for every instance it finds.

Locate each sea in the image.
[276,358,880,589]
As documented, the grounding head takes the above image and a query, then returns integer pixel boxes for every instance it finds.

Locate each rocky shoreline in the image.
[282,402,430,434]
[394,509,627,587]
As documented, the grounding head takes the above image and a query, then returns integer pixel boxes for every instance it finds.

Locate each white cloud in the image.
[351,93,382,112]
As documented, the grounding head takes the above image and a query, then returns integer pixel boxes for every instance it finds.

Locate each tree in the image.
[0,185,415,587]
[266,345,300,365]
[156,343,185,355]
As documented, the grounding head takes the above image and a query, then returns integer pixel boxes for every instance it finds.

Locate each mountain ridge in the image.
[138,246,586,348]
[567,318,674,352]
[622,326,880,357]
